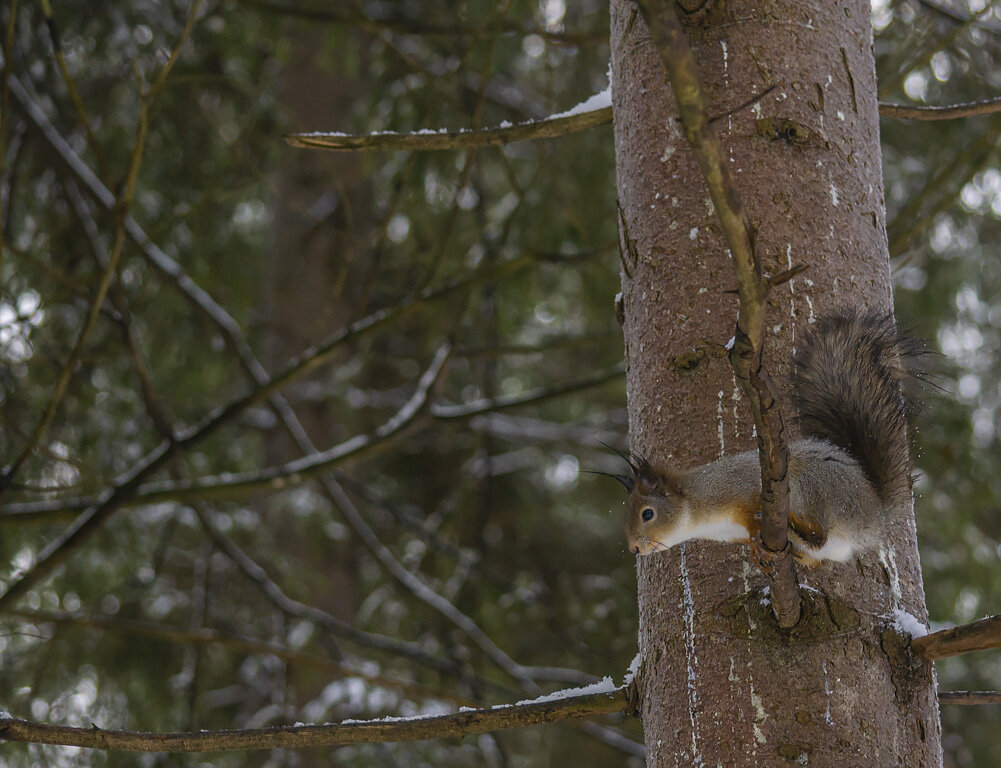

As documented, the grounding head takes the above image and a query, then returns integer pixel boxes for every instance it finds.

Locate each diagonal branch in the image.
[323,479,591,689]
[1,0,203,490]
[0,260,517,607]
[634,0,799,627]
[0,682,628,752]
[0,361,623,521]
[189,504,460,676]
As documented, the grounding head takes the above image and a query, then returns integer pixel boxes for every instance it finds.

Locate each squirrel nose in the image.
[631,545,640,555]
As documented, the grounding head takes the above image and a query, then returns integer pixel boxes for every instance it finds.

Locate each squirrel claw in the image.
[751,535,792,576]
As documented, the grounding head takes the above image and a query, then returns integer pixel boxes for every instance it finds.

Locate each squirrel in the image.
[611,310,922,566]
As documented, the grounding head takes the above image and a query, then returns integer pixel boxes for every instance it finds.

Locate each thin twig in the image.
[0,259,524,607]
[431,363,625,420]
[0,684,629,752]
[2,2,202,489]
[634,0,799,627]
[189,505,459,676]
[0,360,623,521]
[38,0,110,179]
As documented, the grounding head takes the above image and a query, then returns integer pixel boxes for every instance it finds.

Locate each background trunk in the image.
[610,1,943,765]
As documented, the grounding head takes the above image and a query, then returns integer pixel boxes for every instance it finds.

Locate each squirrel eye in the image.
[641,508,655,522]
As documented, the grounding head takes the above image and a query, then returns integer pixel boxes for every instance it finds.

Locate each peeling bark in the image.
[610,1,942,765]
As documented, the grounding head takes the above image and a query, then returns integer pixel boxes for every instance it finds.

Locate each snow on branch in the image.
[0,681,629,753]
[633,0,801,627]
[286,91,611,152]
[880,96,1001,121]
[284,88,1001,157]
[911,614,1001,660]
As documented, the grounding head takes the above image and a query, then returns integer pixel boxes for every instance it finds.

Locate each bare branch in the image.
[0,683,629,752]
[0,256,522,606]
[38,0,110,179]
[117,345,447,503]
[190,504,460,676]
[431,363,625,420]
[1,3,203,489]
[0,358,621,521]
[286,105,611,152]
[323,479,592,689]
[938,690,1001,705]
[284,87,1001,160]
[634,0,799,627]
[911,614,1001,660]
[880,96,1001,121]
[285,91,1001,163]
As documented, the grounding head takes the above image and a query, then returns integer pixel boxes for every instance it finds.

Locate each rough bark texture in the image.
[610,1,943,766]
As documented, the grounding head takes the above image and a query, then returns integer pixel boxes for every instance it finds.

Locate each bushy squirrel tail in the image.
[793,310,923,510]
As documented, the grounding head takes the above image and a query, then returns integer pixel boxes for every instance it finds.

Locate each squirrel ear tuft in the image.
[642,457,683,496]
[631,455,683,496]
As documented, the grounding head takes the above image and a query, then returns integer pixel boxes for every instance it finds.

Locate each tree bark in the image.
[610,1,943,766]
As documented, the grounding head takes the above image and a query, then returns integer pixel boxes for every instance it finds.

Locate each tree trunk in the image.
[264,30,375,624]
[610,2,943,766]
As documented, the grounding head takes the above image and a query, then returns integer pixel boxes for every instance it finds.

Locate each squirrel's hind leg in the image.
[787,513,829,568]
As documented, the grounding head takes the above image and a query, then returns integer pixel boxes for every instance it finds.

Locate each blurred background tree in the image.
[0,0,1000,765]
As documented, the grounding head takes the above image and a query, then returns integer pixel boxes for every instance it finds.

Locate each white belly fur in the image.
[796,534,854,562]
[654,515,748,550]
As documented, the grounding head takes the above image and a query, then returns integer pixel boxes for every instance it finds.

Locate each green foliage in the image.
[4,0,1001,765]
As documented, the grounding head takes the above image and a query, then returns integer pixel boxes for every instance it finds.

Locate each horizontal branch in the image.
[283,94,1001,157]
[938,690,1001,705]
[911,614,1001,660]
[286,103,611,152]
[879,96,1001,121]
[431,362,624,420]
[0,682,628,753]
